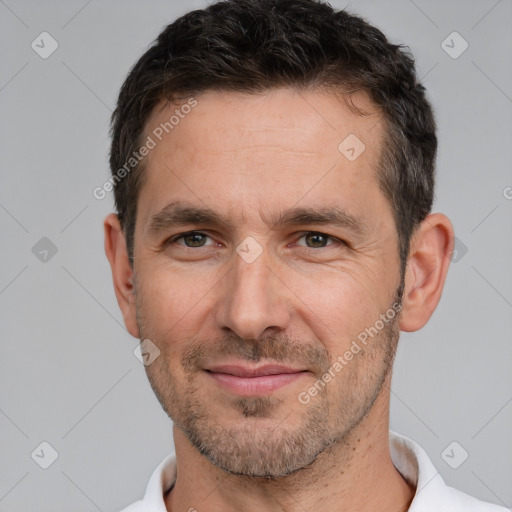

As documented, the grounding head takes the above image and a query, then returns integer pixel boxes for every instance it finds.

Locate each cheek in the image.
[290,272,377,349]
[135,267,212,341]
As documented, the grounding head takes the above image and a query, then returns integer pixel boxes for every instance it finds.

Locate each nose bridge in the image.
[217,246,290,340]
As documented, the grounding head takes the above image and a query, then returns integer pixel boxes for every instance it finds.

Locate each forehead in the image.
[137,87,387,227]
[145,87,381,153]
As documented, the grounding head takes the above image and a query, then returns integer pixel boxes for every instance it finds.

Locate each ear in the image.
[103,213,140,339]
[399,213,454,332]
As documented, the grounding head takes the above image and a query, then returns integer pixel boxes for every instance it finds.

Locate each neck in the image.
[165,376,415,512]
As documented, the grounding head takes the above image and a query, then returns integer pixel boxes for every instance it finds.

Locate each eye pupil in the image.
[306,233,328,248]
[185,233,206,247]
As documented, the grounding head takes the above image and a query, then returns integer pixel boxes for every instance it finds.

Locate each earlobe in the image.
[103,213,140,339]
[399,213,454,332]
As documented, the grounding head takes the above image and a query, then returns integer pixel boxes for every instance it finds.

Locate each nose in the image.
[215,248,292,341]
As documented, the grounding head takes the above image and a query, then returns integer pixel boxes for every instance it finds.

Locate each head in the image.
[104,0,453,479]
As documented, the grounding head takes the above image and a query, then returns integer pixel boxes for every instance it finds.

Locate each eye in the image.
[295,232,342,248]
[165,231,344,250]
[169,231,215,248]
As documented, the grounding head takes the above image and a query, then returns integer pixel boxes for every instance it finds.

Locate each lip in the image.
[205,364,308,396]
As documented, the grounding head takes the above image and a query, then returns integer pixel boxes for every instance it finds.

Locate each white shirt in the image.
[119,430,508,511]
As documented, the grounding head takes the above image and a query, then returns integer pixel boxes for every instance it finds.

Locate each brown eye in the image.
[171,232,213,247]
[295,232,339,248]
[305,233,330,248]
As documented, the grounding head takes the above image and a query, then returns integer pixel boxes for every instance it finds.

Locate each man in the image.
[103,0,507,510]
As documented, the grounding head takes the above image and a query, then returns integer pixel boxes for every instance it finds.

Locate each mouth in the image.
[204,364,309,396]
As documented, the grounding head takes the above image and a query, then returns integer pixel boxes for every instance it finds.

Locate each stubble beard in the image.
[135,285,402,479]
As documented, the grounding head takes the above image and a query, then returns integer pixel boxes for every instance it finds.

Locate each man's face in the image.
[131,88,403,478]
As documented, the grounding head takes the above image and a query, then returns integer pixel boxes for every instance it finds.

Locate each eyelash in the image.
[166,231,345,249]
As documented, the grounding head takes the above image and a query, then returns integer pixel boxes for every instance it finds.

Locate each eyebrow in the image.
[146,200,370,237]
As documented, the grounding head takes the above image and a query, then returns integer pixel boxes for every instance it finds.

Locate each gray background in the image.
[1,0,511,511]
